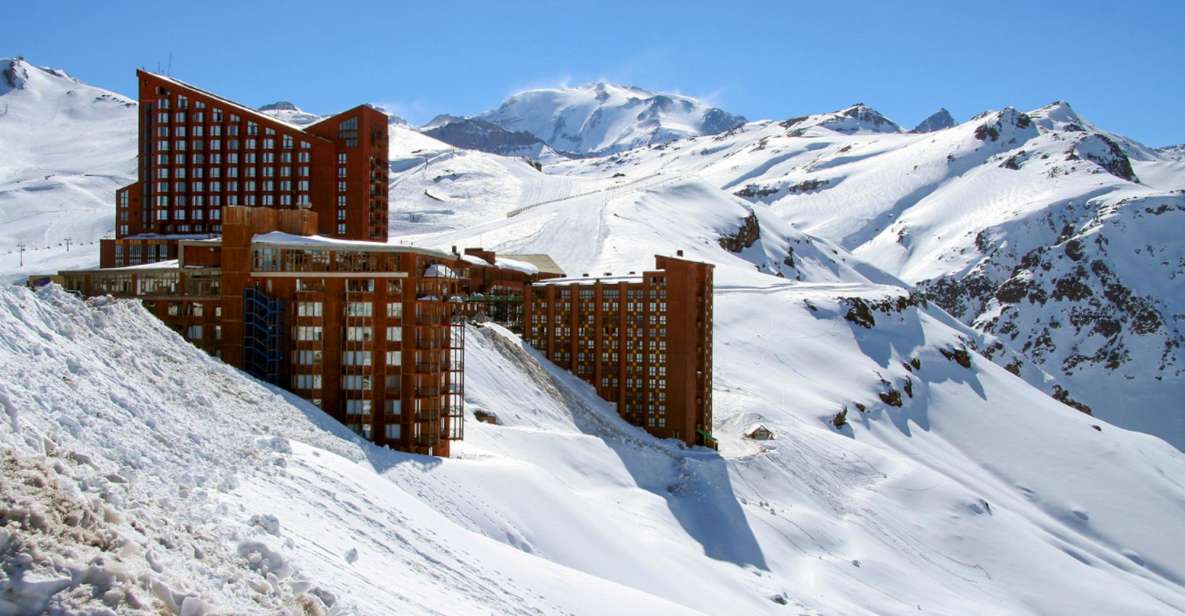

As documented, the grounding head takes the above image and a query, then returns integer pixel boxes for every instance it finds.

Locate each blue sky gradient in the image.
[9,0,1184,146]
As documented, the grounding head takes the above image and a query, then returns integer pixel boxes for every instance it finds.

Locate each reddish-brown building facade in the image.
[523,254,715,448]
[102,70,388,269]
[59,68,716,457]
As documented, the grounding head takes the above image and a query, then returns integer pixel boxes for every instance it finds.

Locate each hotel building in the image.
[523,254,715,448]
[57,68,716,456]
[104,69,389,269]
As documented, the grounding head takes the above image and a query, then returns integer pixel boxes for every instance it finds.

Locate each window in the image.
[346,278,374,293]
[294,325,323,341]
[297,301,323,317]
[346,326,373,342]
[338,117,358,147]
[386,302,402,318]
[346,301,372,317]
[343,375,371,390]
[386,327,402,342]
[293,374,322,390]
[292,350,323,365]
[343,351,372,366]
[186,325,203,340]
[337,223,346,235]
[385,424,401,439]
[345,399,371,415]
[385,350,401,366]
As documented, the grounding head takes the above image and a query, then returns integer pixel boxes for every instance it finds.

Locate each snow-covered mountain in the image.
[1156,144,1185,161]
[422,118,559,161]
[474,82,746,156]
[508,101,1185,451]
[0,57,136,281]
[912,108,956,133]
[257,100,321,126]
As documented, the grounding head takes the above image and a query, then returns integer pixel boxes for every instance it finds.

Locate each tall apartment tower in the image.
[523,254,715,447]
[102,69,388,268]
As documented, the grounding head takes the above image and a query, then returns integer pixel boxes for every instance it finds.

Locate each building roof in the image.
[138,69,332,137]
[61,260,218,274]
[531,273,643,287]
[501,254,565,276]
[250,231,454,259]
[122,232,219,241]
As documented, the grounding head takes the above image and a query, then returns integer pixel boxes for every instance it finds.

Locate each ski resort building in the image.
[102,69,390,269]
[63,206,559,456]
[523,253,716,448]
[57,68,717,455]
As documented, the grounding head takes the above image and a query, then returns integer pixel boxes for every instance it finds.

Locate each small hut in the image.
[744,424,775,441]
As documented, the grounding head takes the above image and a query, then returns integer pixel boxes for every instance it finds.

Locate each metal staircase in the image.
[244,286,284,385]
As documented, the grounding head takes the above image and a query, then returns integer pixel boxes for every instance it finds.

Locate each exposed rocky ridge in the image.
[912,108,956,133]
[919,193,1185,433]
[2,58,30,91]
[718,212,761,252]
[781,104,901,137]
[423,118,554,160]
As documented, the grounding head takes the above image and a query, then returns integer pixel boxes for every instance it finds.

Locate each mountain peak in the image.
[1029,100,1085,131]
[2,56,86,95]
[477,83,745,155]
[258,100,300,112]
[2,57,34,91]
[912,108,956,133]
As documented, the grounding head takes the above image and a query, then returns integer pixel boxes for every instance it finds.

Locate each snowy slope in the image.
[6,261,1185,614]
[388,124,617,236]
[0,285,704,615]
[0,58,136,282]
[475,82,746,156]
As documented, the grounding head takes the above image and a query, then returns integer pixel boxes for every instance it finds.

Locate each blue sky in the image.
[9,0,1184,145]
